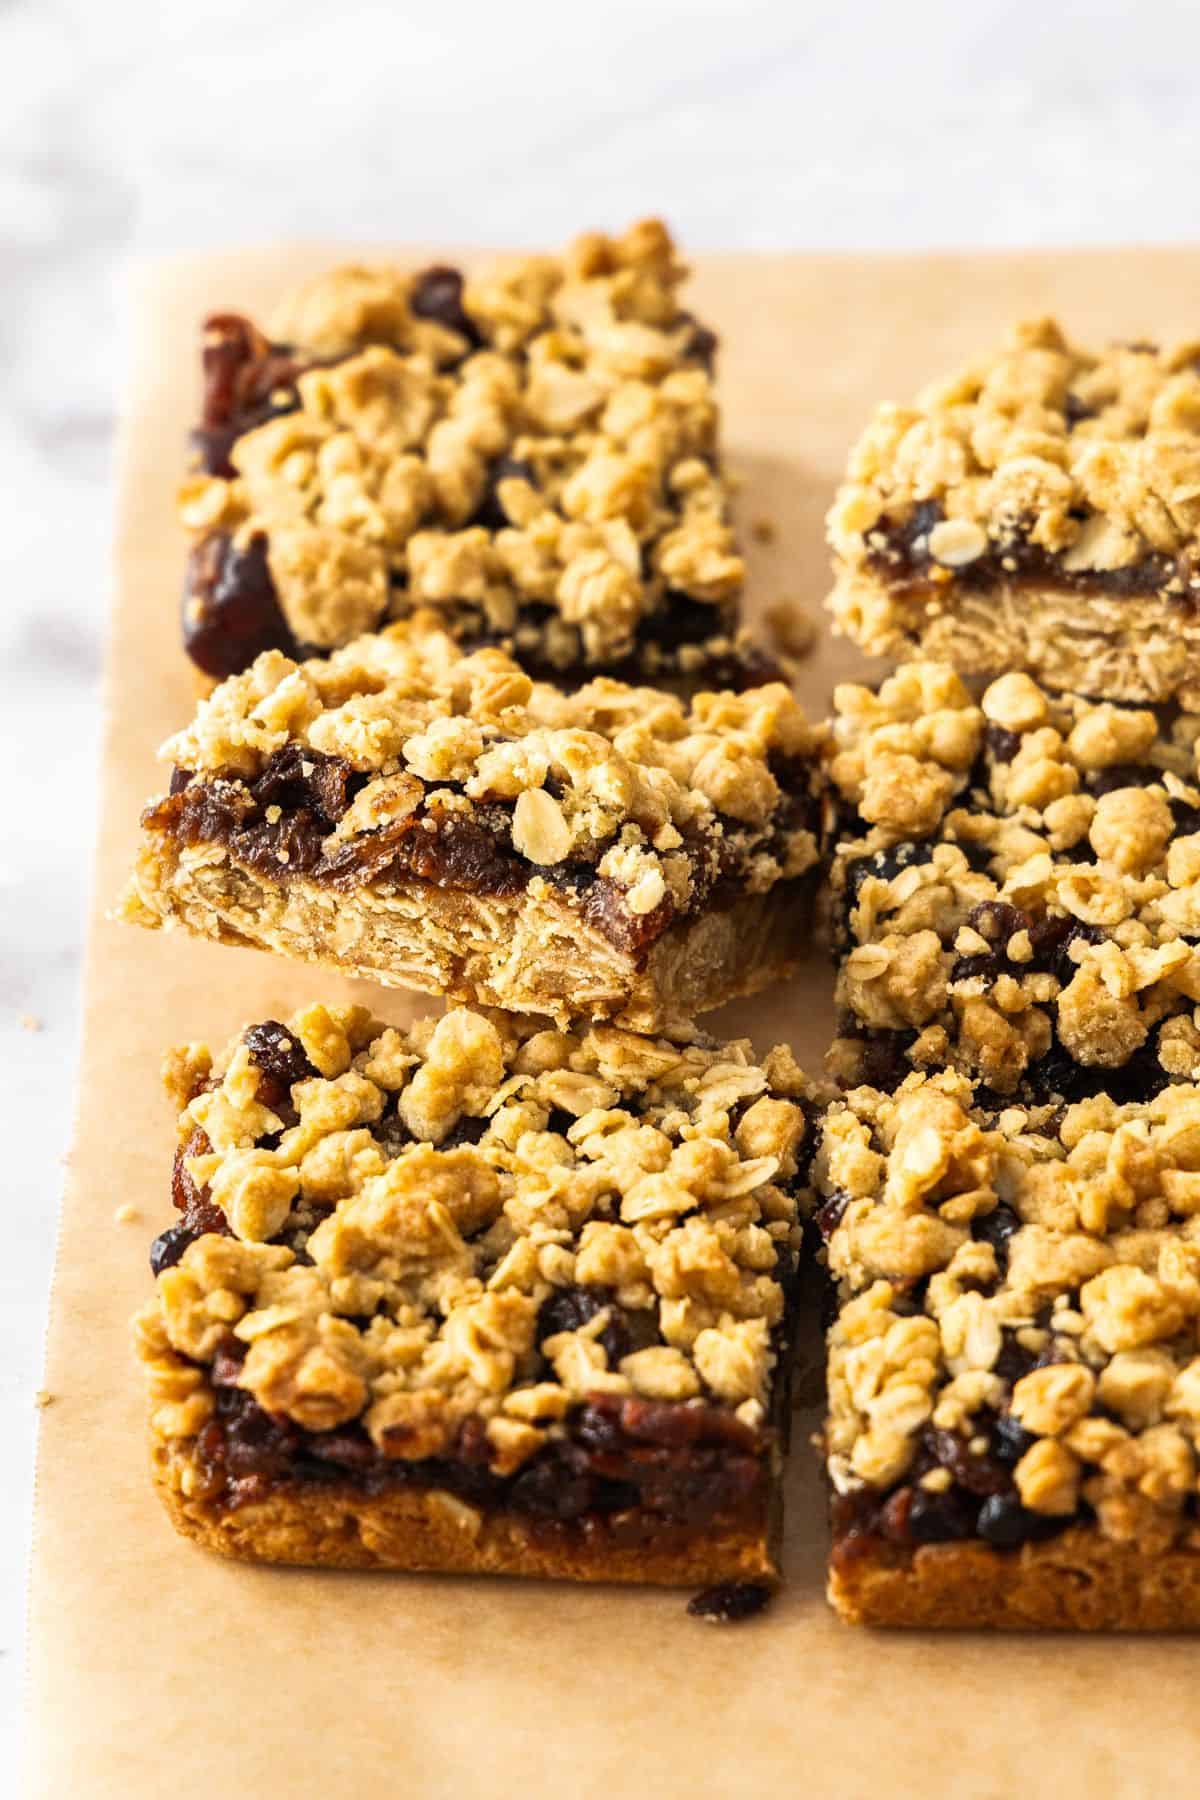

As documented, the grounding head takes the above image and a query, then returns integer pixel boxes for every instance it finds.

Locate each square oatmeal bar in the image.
[179,218,773,692]
[119,615,824,1031]
[135,1003,819,1584]
[826,661,1200,1104]
[816,1071,1200,1629]
[827,319,1200,705]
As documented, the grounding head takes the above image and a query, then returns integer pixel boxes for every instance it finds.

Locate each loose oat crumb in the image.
[750,516,777,544]
[20,1014,42,1033]
[35,1391,55,1409]
[764,598,817,659]
[114,1204,140,1225]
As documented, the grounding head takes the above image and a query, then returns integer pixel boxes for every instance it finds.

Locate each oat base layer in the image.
[828,1527,1200,1630]
[151,1440,778,1586]
[828,568,1200,706]
[120,846,812,1031]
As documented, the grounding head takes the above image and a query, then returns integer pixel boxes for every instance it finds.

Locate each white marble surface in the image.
[6,0,1200,1770]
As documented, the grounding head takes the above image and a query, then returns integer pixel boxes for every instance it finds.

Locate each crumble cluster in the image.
[135,1004,816,1479]
[158,612,824,907]
[181,219,743,667]
[827,661,1200,1093]
[828,317,1200,581]
[819,1070,1200,1550]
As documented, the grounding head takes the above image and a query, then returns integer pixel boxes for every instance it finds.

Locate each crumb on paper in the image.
[114,1204,139,1225]
[750,515,776,544]
[35,1391,55,1409]
[20,1014,42,1033]
[765,598,817,659]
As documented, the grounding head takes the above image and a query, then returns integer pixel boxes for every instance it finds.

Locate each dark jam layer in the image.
[193,1347,769,1548]
[868,500,1200,605]
[192,312,314,480]
[144,743,817,962]
[830,1352,1078,1563]
[182,524,757,689]
[183,531,301,681]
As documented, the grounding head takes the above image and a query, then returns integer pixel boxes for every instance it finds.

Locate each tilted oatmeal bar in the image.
[827,318,1200,705]
[118,615,824,1031]
[180,217,772,691]
[816,1070,1200,1628]
[134,1002,819,1583]
[827,660,1200,1103]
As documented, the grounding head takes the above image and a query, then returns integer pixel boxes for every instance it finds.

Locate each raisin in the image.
[1063,393,1096,428]
[971,1201,1021,1272]
[193,313,307,476]
[686,1583,771,1623]
[582,878,675,963]
[678,315,719,373]
[814,1189,850,1242]
[390,812,527,896]
[409,265,480,344]
[249,743,355,822]
[242,1019,318,1114]
[182,531,298,680]
[907,1485,978,1542]
[536,1284,631,1368]
[508,1458,593,1520]
[149,1224,195,1275]
[171,1130,228,1238]
[985,722,1022,763]
[990,1413,1037,1465]
[976,1493,1068,1546]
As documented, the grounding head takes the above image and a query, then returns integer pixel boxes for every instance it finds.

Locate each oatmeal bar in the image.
[827,318,1200,705]
[118,615,823,1031]
[827,661,1200,1102]
[816,1070,1200,1628]
[134,1003,818,1583]
[179,218,771,691]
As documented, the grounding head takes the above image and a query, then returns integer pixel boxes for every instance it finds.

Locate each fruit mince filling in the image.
[191,313,316,480]
[192,1350,772,1544]
[866,499,1200,604]
[144,744,818,962]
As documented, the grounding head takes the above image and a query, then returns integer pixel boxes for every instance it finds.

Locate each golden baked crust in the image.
[817,1072,1200,1581]
[135,1003,817,1580]
[828,1527,1200,1629]
[120,844,812,1033]
[182,219,749,682]
[151,1437,779,1584]
[826,318,1200,703]
[827,660,1200,1097]
[120,614,823,1028]
[827,567,1200,709]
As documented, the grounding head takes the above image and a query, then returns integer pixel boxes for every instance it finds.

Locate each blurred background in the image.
[4,0,1197,1760]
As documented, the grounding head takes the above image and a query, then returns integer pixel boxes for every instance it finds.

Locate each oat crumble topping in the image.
[135,1005,818,1475]
[828,661,1200,1097]
[828,318,1200,585]
[818,1070,1200,1549]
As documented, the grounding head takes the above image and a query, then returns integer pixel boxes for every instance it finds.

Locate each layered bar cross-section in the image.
[119,615,824,1031]
[180,218,770,691]
[134,1002,818,1584]
[826,318,1200,705]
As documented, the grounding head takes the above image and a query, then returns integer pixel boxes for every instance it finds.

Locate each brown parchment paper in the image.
[27,246,1200,1799]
